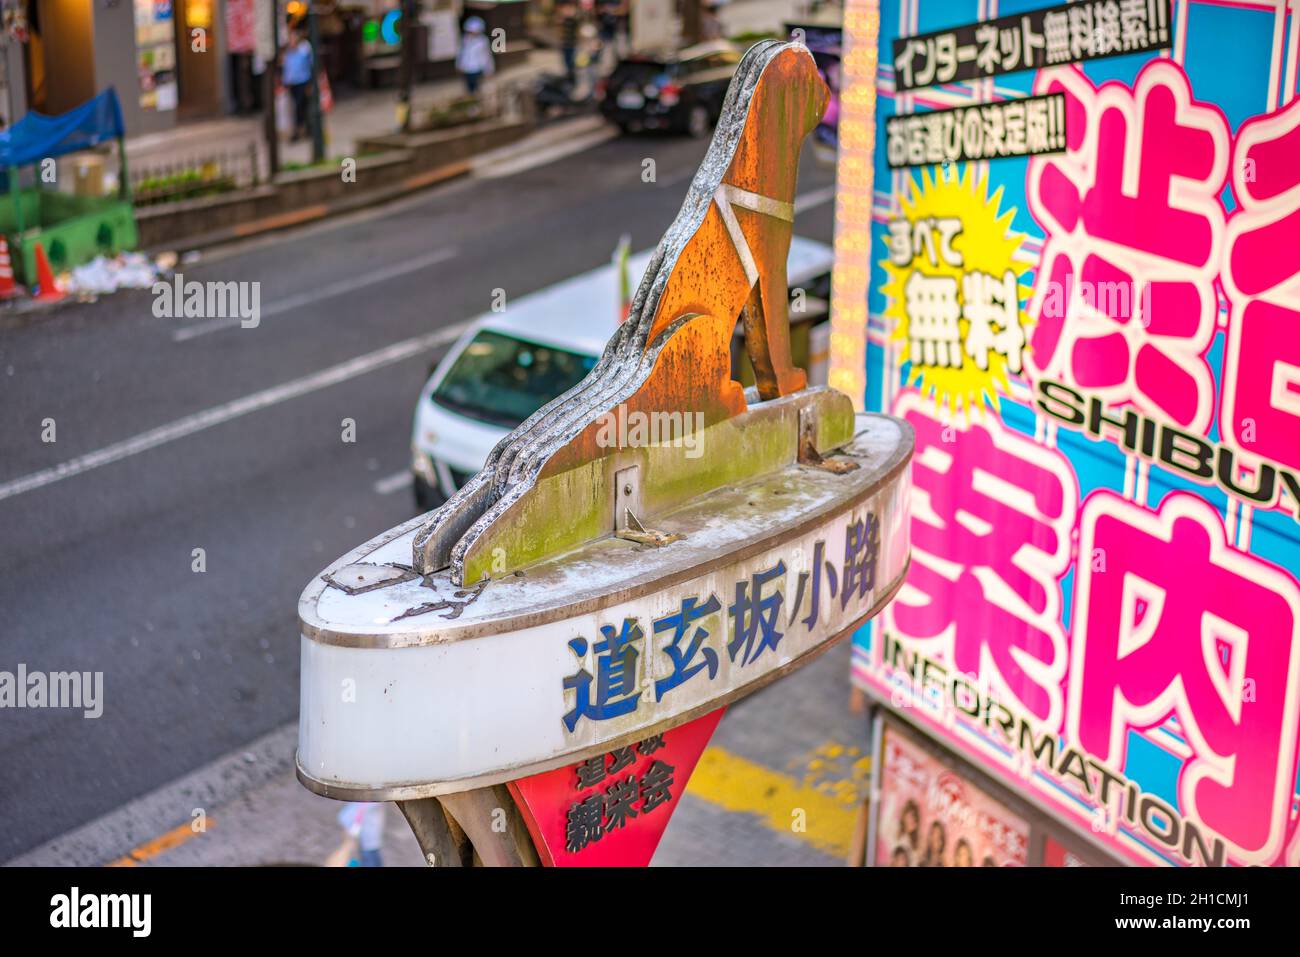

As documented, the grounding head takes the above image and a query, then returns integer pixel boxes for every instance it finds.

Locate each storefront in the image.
[834,0,1300,867]
[17,0,228,135]
[342,0,540,90]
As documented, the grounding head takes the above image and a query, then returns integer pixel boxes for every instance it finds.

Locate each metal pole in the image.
[263,0,281,177]
[307,6,325,163]
[118,137,131,203]
[397,0,417,132]
[1,44,12,129]
[10,165,23,237]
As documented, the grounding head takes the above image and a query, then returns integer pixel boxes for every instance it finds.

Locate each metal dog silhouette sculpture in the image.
[413,41,831,584]
[298,41,915,867]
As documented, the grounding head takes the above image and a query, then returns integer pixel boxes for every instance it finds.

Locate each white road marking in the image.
[0,321,470,504]
[171,246,458,342]
[373,470,414,495]
[794,185,837,215]
[475,126,619,179]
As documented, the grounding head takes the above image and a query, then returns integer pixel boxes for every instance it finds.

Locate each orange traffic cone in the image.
[0,237,19,299]
[32,241,63,302]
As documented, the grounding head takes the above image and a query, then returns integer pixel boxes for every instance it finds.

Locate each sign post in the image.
[297,39,914,866]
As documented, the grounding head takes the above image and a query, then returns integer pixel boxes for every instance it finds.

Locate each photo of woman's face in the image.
[927,821,945,855]
[954,840,973,867]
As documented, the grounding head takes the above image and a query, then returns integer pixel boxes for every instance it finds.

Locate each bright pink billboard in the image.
[855,0,1300,867]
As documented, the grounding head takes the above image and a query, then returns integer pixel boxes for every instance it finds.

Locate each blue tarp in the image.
[0,88,125,169]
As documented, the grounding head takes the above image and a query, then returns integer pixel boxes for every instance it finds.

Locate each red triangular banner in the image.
[508,709,725,866]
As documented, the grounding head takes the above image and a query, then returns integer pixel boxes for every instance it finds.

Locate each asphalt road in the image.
[0,128,837,860]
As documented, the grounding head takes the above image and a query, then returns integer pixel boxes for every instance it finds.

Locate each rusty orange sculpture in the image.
[412,41,837,583]
[636,41,828,398]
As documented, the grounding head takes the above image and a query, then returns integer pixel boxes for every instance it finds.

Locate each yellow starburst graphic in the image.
[879,164,1033,419]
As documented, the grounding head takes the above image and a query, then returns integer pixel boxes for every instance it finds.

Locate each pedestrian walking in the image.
[281,26,314,142]
[556,0,581,83]
[456,16,495,96]
[328,802,386,867]
[594,0,626,67]
[701,1,725,41]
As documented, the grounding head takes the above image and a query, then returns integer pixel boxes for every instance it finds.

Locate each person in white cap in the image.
[456,16,495,96]
[330,802,387,867]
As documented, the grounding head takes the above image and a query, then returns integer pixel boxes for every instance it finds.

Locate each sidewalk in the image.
[126,48,565,182]
[10,640,869,867]
[718,0,835,37]
[149,640,867,867]
[122,0,837,179]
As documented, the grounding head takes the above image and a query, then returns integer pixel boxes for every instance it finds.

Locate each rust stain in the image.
[395,577,489,621]
[642,45,828,401]
[540,45,829,477]
[411,41,835,581]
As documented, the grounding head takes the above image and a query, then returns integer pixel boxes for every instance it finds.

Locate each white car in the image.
[410,236,835,511]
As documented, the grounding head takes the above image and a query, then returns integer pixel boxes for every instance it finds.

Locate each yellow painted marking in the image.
[403,160,471,191]
[684,745,867,857]
[233,206,327,237]
[106,819,214,867]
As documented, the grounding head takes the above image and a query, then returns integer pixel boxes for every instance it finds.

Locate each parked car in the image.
[410,236,835,512]
[597,41,742,136]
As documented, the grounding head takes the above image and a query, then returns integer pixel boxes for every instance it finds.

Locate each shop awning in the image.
[0,88,125,169]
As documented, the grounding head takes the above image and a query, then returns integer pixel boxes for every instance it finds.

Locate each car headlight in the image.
[411,445,437,485]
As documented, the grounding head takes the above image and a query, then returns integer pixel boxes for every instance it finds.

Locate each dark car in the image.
[598,41,742,136]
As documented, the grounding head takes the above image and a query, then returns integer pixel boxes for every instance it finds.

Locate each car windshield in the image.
[610,60,671,85]
[432,330,597,428]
